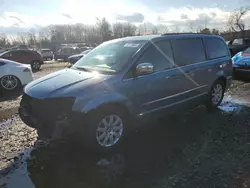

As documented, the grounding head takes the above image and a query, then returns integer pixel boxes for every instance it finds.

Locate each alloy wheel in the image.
[0,75,18,90]
[211,83,223,105]
[32,61,41,70]
[96,115,124,148]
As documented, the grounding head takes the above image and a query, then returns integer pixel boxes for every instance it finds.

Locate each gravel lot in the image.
[1,64,250,188]
[0,62,68,169]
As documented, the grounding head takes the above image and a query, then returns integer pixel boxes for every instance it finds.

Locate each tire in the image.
[0,75,20,91]
[83,106,129,152]
[206,80,225,110]
[31,61,41,71]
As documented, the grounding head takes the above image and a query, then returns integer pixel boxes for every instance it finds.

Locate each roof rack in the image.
[161,32,212,35]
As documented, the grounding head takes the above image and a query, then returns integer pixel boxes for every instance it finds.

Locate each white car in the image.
[0,58,34,91]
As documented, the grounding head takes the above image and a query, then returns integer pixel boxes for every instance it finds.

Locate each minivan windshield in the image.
[72,40,146,73]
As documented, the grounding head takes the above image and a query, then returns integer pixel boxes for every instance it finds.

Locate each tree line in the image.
[0,7,248,49]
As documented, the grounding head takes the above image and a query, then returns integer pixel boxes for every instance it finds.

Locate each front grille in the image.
[21,93,75,122]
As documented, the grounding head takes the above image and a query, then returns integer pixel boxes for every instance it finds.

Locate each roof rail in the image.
[161,32,212,35]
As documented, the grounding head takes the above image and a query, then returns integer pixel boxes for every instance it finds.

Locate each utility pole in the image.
[204,15,208,29]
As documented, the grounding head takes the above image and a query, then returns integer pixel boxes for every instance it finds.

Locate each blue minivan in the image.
[19,34,232,151]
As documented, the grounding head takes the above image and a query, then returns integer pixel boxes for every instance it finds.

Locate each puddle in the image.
[0,148,34,188]
[219,95,250,113]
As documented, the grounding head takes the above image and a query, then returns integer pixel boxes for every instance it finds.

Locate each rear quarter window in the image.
[172,38,206,66]
[205,38,229,59]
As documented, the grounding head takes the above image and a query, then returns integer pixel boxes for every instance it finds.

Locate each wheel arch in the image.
[217,76,227,87]
[78,94,136,117]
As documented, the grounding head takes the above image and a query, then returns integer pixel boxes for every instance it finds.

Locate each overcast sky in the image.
[0,0,249,34]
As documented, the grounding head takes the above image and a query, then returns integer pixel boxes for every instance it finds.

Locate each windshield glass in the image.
[244,47,250,53]
[72,40,146,73]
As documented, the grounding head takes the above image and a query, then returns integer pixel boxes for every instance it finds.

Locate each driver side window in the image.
[137,40,174,72]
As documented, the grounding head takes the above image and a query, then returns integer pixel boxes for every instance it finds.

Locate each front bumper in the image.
[19,94,81,139]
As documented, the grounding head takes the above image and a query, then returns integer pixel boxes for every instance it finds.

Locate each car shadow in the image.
[0,88,23,102]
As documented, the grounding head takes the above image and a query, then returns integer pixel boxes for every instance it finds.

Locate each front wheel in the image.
[206,80,225,110]
[84,107,128,152]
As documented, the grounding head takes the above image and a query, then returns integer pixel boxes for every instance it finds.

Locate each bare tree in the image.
[113,23,124,38]
[173,25,181,33]
[227,7,250,38]
[151,26,158,34]
[123,22,136,37]
[27,28,37,46]
[187,21,201,33]
[0,34,10,47]
[96,18,112,42]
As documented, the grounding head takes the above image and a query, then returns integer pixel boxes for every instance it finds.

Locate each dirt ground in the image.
[1,65,250,188]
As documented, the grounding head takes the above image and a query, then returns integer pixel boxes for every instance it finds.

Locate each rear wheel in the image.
[206,80,225,110]
[31,61,41,70]
[0,75,20,91]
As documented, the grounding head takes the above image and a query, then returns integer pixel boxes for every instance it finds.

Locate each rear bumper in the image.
[20,71,34,86]
[233,67,250,77]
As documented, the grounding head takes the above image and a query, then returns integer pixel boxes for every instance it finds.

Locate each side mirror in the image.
[136,63,154,76]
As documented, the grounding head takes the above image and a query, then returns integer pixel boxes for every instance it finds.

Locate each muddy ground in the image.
[0,65,250,188]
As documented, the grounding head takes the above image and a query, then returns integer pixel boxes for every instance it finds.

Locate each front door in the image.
[121,40,193,115]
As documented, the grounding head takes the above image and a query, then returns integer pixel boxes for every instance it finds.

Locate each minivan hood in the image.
[24,68,111,99]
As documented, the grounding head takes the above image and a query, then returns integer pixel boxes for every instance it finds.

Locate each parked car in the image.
[0,49,44,70]
[232,46,250,77]
[68,49,92,64]
[80,46,93,52]
[0,58,33,91]
[54,47,82,61]
[19,34,232,152]
[39,49,54,61]
[228,38,250,56]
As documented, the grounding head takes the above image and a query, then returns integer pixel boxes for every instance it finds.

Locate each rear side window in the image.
[205,38,229,59]
[232,39,243,45]
[20,50,32,56]
[12,51,23,57]
[172,38,206,66]
[137,40,174,72]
